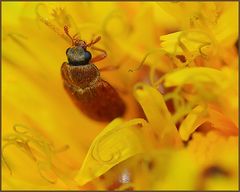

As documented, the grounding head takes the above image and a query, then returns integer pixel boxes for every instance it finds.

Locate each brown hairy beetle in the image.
[61,26,126,121]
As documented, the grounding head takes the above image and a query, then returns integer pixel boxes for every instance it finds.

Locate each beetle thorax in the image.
[63,63,100,89]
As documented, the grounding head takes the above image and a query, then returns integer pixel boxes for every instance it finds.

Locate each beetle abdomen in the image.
[65,80,125,121]
[61,62,126,121]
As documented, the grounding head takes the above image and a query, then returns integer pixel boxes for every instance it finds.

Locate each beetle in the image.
[61,26,126,121]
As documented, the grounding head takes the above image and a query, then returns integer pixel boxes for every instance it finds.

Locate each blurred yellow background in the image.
[2,1,238,190]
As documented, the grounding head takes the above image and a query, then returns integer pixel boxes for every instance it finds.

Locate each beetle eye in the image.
[84,51,92,62]
[66,48,70,55]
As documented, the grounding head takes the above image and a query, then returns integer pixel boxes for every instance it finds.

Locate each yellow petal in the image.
[152,149,199,190]
[157,2,201,29]
[179,105,207,141]
[203,137,238,190]
[133,83,182,148]
[214,2,238,46]
[163,67,226,88]
[75,118,147,186]
[187,131,238,190]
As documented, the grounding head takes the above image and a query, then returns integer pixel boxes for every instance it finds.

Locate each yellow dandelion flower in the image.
[2,1,238,191]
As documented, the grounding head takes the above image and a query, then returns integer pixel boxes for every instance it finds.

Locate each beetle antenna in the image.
[64,26,74,45]
[64,25,81,46]
[87,36,101,47]
[36,4,70,44]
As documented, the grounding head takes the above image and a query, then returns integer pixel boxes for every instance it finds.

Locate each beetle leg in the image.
[90,46,107,63]
[99,65,120,72]
[87,36,101,47]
